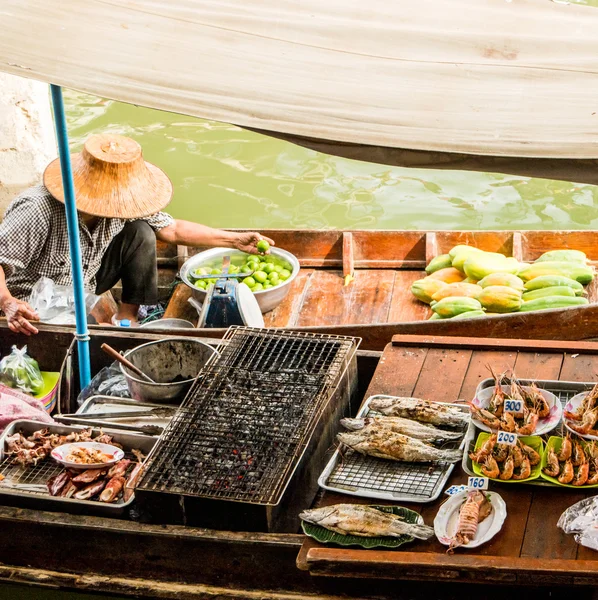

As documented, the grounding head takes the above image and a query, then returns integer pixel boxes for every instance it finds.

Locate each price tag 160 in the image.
[497,431,518,446]
[503,399,523,413]
[467,477,489,491]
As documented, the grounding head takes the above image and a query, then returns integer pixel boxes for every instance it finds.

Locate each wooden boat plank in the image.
[412,348,472,403]
[387,271,430,323]
[264,268,315,327]
[295,270,395,327]
[513,351,565,377]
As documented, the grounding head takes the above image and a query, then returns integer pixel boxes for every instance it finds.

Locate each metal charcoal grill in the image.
[135,327,360,532]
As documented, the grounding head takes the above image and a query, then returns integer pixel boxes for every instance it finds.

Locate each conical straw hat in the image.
[44,134,173,219]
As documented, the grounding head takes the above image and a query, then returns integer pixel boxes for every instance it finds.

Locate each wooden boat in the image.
[4,326,598,598]
[115,228,598,350]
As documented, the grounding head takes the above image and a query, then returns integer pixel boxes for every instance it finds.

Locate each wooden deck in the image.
[297,335,598,586]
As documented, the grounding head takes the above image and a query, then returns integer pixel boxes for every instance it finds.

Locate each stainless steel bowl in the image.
[140,318,195,330]
[120,338,217,404]
[180,247,300,314]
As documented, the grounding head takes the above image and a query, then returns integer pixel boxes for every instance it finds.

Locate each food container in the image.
[120,338,217,404]
[35,371,60,414]
[180,247,300,314]
[0,420,155,517]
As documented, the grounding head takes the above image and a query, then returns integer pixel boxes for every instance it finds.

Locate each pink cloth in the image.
[0,385,55,434]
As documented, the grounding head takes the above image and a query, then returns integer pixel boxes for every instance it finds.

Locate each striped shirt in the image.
[0,185,174,300]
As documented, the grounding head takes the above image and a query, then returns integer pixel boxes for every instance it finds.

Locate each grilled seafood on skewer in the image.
[368,397,469,427]
[337,430,462,463]
[340,417,462,443]
[299,504,434,540]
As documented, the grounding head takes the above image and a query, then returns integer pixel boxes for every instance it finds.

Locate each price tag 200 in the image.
[468,477,489,491]
[497,431,518,446]
[503,399,523,413]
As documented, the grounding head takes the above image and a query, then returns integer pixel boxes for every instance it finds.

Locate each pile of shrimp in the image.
[542,436,598,487]
[564,383,598,436]
[469,433,541,481]
[468,368,550,435]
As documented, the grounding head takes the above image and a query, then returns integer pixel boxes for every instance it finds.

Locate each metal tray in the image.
[461,378,594,486]
[318,394,469,503]
[0,420,156,516]
[56,395,175,436]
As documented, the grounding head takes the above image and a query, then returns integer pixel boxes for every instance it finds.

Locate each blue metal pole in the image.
[49,85,91,389]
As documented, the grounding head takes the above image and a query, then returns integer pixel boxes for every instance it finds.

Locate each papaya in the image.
[428,313,443,320]
[478,272,525,290]
[518,261,594,285]
[411,278,448,304]
[535,249,587,264]
[463,254,519,281]
[452,310,487,319]
[425,254,453,275]
[477,285,522,313]
[428,267,465,284]
[522,274,584,295]
[462,277,479,284]
[519,296,589,312]
[521,286,576,302]
[450,246,484,272]
[431,282,483,302]
[431,296,483,318]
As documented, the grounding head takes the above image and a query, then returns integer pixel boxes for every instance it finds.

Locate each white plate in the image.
[564,392,598,441]
[434,490,507,549]
[471,385,562,436]
[51,442,124,470]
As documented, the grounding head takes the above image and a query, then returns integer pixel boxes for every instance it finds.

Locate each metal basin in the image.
[140,318,195,330]
[120,338,217,404]
[180,247,300,314]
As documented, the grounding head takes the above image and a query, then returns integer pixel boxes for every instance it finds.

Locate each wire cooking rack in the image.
[137,327,359,505]
[319,395,469,503]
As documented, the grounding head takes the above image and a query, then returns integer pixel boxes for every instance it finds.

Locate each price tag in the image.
[445,484,468,496]
[503,399,523,413]
[468,477,489,491]
[497,431,518,446]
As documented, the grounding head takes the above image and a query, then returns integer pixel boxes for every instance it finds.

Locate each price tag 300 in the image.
[503,399,523,413]
[497,431,518,446]
[467,476,489,491]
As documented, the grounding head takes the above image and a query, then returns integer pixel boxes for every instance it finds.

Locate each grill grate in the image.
[320,397,468,502]
[137,328,359,505]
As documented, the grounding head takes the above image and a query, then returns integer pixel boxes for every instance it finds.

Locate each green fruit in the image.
[428,313,443,320]
[478,273,525,290]
[431,296,483,318]
[521,286,576,302]
[194,280,207,290]
[253,271,268,284]
[246,255,260,264]
[535,250,587,264]
[425,254,453,275]
[252,283,264,292]
[519,296,589,312]
[262,264,275,274]
[268,272,280,283]
[518,261,595,285]
[522,275,584,295]
[477,286,522,313]
[263,283,273,289]
[279,269,291,280]
[452,310,487,319]
[257,240,270,253]
[210,268,222,275]
[273,265,284,273]
[243,276,256,288]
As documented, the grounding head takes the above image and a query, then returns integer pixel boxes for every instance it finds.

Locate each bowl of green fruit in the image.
[180,246,300,313]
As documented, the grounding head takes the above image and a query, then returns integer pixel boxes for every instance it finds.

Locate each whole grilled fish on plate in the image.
[369,397,469,427]
[337,429,462,463]
[340,416,462,443]
[300,503,434,540]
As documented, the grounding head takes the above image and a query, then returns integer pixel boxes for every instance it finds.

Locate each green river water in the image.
[64,90,598,232]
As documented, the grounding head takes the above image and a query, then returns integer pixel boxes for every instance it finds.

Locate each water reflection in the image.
[64,90,598,231]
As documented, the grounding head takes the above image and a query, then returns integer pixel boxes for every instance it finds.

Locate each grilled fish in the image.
[340,417,462,442]
[299,504,434,540]
[337,430,462,463]
[369,397,469,427]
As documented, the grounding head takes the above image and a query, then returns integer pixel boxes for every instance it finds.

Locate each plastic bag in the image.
[76,361,130,406]
[28,277,100,325]
[557,496,598,551]
[0,345,44,395]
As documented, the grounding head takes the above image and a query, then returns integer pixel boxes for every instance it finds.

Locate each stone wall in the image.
[0,73,56,216]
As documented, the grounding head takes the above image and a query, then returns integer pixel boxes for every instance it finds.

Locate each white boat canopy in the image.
[1,0,598,183]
